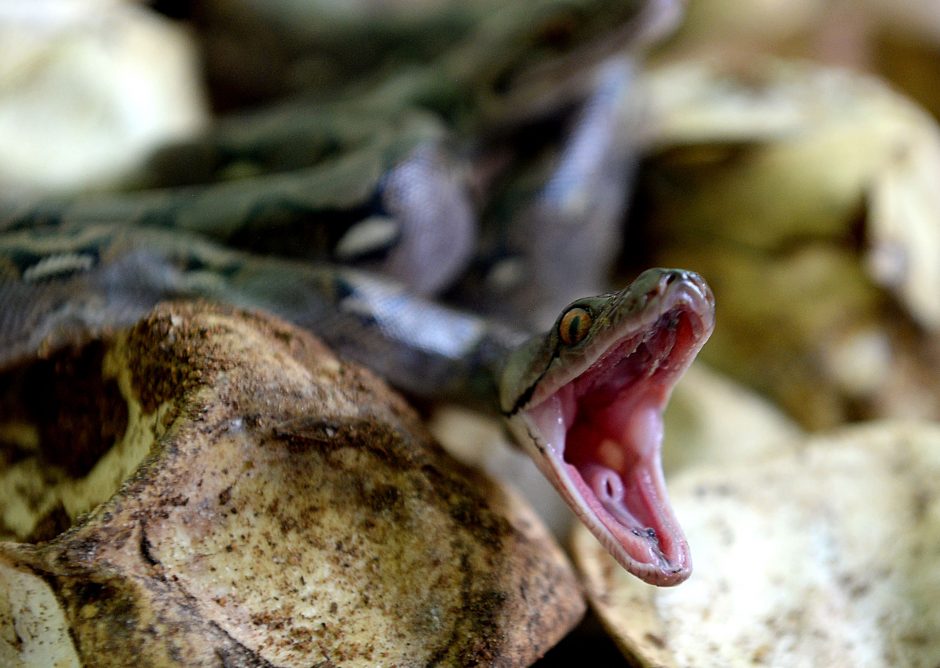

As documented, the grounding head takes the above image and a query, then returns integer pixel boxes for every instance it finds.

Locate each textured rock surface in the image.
[573,421,940,668]
[0,301,584,667]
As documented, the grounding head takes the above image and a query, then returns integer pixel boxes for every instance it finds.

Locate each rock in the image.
[0,301,584,667]
[573,420,940,667]
[636,57,940,427]
[0,3,206,195]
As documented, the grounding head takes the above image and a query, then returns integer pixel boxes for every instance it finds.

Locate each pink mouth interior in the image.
[527,309,699,575]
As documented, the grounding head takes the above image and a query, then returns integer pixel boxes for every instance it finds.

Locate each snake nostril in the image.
[657,271,682,293]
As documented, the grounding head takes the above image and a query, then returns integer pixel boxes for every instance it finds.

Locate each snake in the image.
[0,0,714,586]
[0,0,662,322]
[0,222,714,586]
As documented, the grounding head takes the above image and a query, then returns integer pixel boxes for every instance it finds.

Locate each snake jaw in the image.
[506,273,714,586]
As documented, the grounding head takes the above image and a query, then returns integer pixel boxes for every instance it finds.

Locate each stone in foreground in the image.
[574,421,940,667]
[0,301,584,667]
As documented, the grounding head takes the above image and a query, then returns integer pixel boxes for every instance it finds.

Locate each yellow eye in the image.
[558,307,592,345]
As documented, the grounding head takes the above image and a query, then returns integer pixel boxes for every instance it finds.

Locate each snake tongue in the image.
[518,312,698,586]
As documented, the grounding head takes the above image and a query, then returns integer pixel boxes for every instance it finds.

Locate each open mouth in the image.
[510,272,714,586]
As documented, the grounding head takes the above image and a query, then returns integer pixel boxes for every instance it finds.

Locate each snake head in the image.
[500,268,715,586]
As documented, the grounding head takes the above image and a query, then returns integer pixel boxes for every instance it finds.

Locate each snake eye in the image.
[558,307,592,345]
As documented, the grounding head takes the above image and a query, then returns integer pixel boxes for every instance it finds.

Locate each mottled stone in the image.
[574,421,940,668]
[0,301,584,667]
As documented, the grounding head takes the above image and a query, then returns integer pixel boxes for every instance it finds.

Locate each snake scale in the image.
[0,0,714,586]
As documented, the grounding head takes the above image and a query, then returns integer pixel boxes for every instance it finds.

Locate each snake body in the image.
[1,0,655,317]
[0,222,521,412]
[0,113,472,297]
[0,0,715,586]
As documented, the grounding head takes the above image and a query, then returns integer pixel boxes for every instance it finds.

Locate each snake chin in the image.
[512,303,708,587]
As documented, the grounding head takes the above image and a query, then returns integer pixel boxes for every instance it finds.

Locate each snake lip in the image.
[510,271,714,586]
